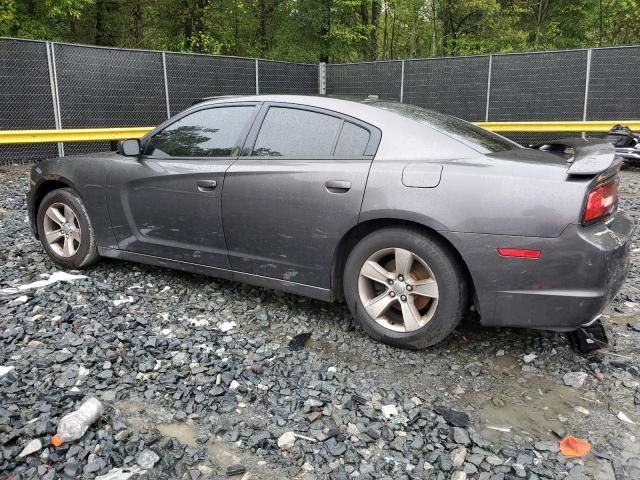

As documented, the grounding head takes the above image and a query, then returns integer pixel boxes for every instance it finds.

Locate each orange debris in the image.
[50,434,65,448]
[559,435,591,457]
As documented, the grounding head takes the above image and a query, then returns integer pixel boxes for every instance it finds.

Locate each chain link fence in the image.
[0,37,319,164]
[2,37,640,164]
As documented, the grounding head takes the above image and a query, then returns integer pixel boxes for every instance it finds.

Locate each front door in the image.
[106,103,259,267]
[222,104,380,288]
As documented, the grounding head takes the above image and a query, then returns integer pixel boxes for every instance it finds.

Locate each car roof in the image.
[198,94,395,125]
[192,95,484,161]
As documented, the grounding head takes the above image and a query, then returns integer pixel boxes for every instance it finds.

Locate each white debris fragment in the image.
[113,296,134,307]
[218,321,237,332]
[486,425,511,433]
[95,466,143,480]
[327,366,337,373]
[0,271,87,295]
[9,295,28,306]
[523,353,537,363]
[277,431,296,450]
[188,317,209,327]
[617,411,636,424]
[563,371,588,388]
[17,439,42,458]
[0,366,15,378]
[229,380,240,390]
[159,286,171,294]
[574,406,590,415]
[381,404,398,418]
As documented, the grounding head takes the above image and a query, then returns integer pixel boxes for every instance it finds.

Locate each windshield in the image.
[371,101,521,153]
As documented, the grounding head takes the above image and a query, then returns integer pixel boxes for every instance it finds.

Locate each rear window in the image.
[373,102,520,153]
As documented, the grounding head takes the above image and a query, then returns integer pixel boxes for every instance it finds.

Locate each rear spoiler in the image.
[533,138,621,176]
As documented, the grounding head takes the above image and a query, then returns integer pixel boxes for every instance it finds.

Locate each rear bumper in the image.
[443,211,635,331]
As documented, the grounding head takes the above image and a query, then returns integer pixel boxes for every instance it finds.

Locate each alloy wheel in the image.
[43,202,81,258]
[358,247,439,332]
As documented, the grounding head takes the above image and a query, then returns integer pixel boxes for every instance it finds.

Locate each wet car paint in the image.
[27,95,635,332]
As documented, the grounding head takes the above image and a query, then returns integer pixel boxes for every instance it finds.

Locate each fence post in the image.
[318,62,326,95]
[399,60,405,103]
[46,42,64,157]
[162,52,171,119]
[255,59,260,95]
[583,48,592,122]
[485,54,493,122]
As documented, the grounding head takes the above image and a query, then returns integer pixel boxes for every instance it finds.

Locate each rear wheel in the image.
[37,188,99,269]
[343,227,467,349]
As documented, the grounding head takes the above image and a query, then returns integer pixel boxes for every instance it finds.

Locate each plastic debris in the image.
[0,366,15,378]
[487,425,511,433]
[136,449,160,469]
[434,405,470,427]
[617,411,635,424]
[288,332,311,351]
[0,271,86,295]
[218,321,237,333]
[559,435,592,457]
[523,353,537,363]
[95,466,143,480]
[18,439,42,458]
[51,397,104,447]
[381,404,398,418]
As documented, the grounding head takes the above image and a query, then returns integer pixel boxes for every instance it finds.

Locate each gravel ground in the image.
[1,164,640,480]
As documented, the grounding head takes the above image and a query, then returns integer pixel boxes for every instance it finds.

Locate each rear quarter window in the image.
[334,122,370,156]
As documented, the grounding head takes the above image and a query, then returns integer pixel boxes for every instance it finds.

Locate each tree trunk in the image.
[369,0,380,60]
[382,5,388,59]
[319,0,331,63]
[257,0,277,57]
[390,13,396,59]
[133,0,143,45]
[95,0,108,45]
[234,0,239,55]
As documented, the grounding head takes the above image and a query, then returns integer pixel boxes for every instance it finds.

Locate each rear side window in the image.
[145,106,255,157]
[334,122,370,156]
[253,107,341,157]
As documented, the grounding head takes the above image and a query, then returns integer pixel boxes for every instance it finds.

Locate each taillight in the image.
[583,176,619,224]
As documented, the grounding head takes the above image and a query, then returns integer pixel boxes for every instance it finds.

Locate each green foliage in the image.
[5,0,640,61]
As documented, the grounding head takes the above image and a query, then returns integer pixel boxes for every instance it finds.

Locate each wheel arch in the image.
[31,178,77,238]
[331,217,477,309]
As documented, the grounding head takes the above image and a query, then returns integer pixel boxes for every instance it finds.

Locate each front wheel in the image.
[37,188,99,269]
[343,227,467,349]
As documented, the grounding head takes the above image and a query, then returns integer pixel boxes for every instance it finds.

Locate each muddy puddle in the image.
[469,352,640,478]
[114,400,293,479]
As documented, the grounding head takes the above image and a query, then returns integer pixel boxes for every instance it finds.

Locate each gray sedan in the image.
[27,95,634,349]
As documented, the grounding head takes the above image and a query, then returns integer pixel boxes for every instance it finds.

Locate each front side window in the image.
[253,107,341,157]
[145,106,255,157]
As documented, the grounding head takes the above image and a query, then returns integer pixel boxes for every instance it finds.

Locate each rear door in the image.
[106,103,259,267]
[221,103,380,288]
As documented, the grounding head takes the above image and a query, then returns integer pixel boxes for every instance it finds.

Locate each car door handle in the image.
[197,180,217,192]
[325,180,351,193]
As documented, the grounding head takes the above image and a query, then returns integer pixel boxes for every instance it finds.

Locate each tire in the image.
[343,227,467,350]
[36,188,99,269]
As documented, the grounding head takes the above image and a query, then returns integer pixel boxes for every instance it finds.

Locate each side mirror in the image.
[118,139,141,157]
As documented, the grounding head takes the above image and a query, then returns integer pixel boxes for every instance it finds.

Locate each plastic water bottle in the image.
[51,397,104,447]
